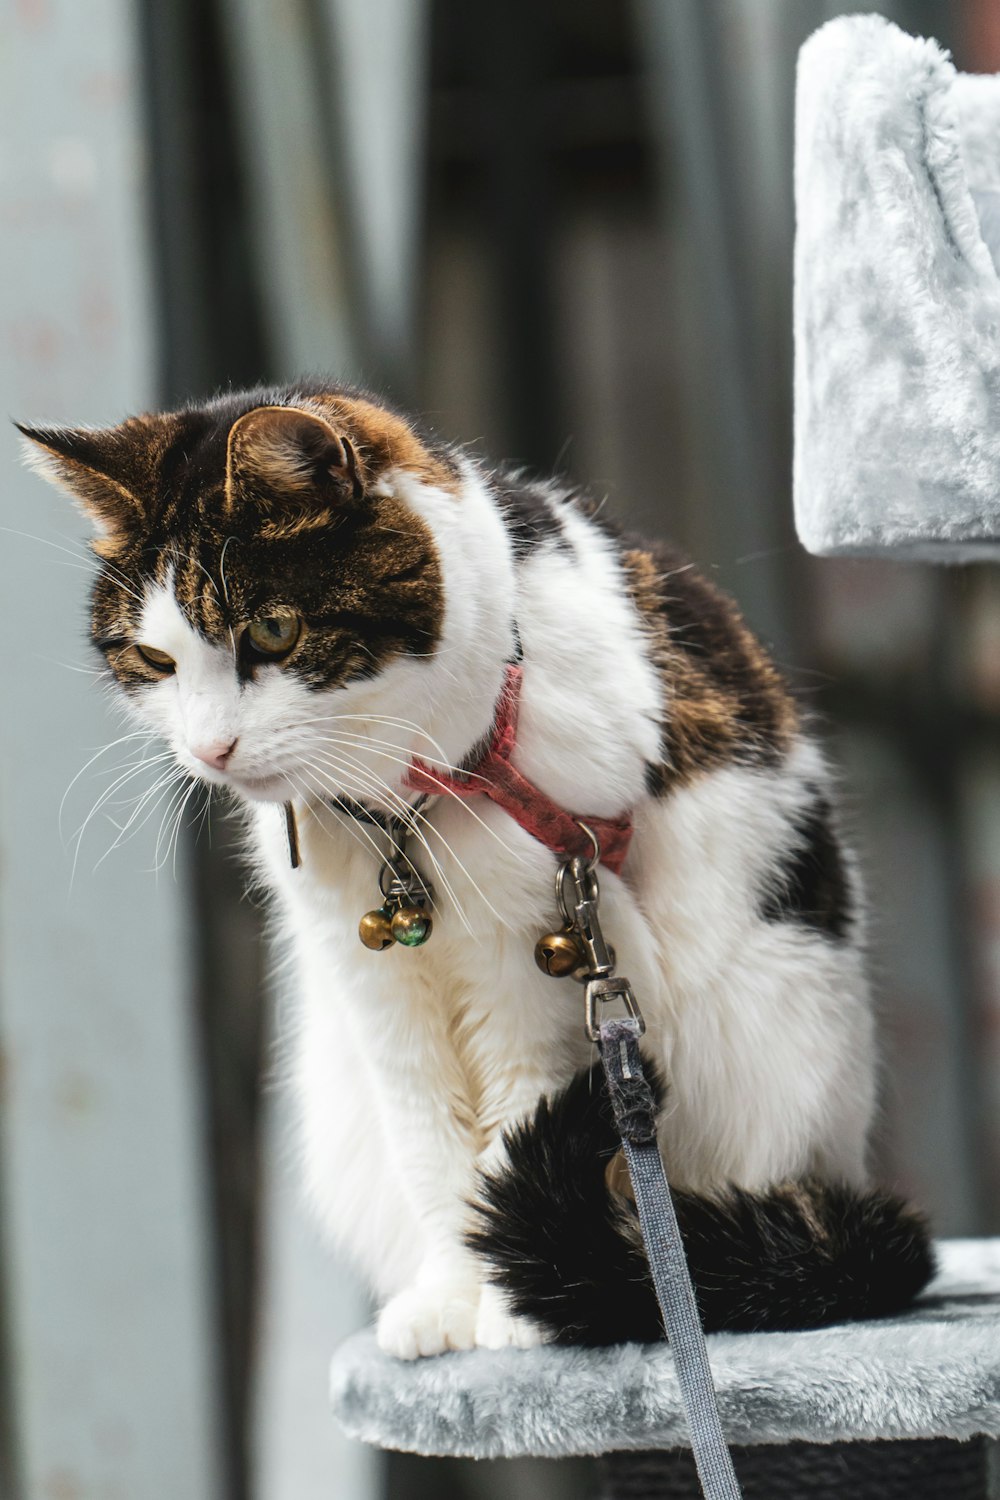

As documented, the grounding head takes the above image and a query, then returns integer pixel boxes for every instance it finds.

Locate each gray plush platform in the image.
[330,1239,1000,1459]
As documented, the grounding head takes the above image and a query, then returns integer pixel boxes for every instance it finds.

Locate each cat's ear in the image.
[225,406,364,509]
[15,418,155,542]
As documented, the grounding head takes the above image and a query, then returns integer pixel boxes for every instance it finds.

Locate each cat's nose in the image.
[191,737,237,771]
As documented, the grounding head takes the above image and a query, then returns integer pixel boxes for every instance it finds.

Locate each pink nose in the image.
[191,738,237,771]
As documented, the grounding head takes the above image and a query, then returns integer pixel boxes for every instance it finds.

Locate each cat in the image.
[19,382,933,1359]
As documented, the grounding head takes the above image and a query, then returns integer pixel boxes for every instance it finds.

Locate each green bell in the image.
[391,905,432,947]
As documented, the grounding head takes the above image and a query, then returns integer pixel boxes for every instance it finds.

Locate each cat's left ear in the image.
[225,406,365,510]
[15,418,158,544]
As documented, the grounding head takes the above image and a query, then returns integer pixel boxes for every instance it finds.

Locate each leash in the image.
[555,853,743,1500]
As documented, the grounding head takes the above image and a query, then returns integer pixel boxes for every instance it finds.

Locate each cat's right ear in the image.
[15,419,153,545]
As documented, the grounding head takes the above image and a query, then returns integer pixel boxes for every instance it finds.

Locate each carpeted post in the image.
[599,1438,989,1500]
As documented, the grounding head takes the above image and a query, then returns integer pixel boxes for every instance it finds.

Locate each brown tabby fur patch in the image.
[621,541,797,790]
[20,382,453,692]
[302,393,457,492]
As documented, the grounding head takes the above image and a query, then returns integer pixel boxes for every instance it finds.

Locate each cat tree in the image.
[329,17,1000,1496]
[330,1241,1000,1495]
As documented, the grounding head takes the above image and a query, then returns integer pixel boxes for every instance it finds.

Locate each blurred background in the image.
[2,0,999,1496]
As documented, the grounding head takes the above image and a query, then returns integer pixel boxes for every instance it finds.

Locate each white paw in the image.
[475,1283,546,1350]
[377,1280,480,1360]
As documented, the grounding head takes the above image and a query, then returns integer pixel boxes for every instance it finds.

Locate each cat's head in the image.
[19,384,468,807]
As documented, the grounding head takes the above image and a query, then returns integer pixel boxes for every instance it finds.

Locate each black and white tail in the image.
[467,1064,935,1345]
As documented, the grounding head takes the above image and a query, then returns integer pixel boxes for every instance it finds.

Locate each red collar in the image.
[404,664,634,874]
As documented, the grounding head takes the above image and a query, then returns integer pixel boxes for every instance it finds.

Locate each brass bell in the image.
[534,929,584,978]
[391,905,432,947]
[359,906,395,951]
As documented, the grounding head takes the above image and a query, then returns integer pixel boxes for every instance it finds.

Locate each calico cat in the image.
[19,382,933,1359]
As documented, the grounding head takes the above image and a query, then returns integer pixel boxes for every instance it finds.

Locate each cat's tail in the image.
[466,1063,935,1344]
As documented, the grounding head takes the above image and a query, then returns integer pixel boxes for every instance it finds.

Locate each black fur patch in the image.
[468,1064,934,1345]
[495,473,568,557]
[644,760,666,796]
[761,793,852,941]
[468,1065,659,1345]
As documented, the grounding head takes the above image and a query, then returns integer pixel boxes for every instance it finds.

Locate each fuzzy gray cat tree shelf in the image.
[794,14,1000,560]
[331,1240,1000,1496]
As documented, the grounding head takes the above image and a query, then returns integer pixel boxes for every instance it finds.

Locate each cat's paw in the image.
[475,1283,546,1350]
[377,1281,480,1360]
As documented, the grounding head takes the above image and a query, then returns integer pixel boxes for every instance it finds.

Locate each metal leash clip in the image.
[535,828,645,1041]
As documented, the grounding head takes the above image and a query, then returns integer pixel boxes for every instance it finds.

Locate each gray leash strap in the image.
[599,1016,743,1500]
[543,852,741,1497]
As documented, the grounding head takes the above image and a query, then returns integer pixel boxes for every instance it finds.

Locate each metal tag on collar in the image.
[284,802,301,869]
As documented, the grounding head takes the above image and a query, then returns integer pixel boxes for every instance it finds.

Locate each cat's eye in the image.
[135,643,176,673]
[245,610,302,660]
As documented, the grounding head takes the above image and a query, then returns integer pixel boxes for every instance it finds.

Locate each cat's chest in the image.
[254,796,559,971]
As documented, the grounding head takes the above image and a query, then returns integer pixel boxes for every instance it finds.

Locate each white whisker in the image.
[305,749,509,934]
[168,778,200,876]
[34,653,107,678]
[300,712,470,773]
[311,725,488,785]
[219,535,236,605]
[185,550,223,607]
[60,730,161,832]
[313,729,530,863]
[153,774,196,875]
[0,525,149,607]
[302,751,467,921]
[293,761,399,873]
[93,768,183,869]
[69,755,177,881]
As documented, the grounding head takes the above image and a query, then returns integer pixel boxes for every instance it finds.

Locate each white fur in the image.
[117,459,876,1359]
